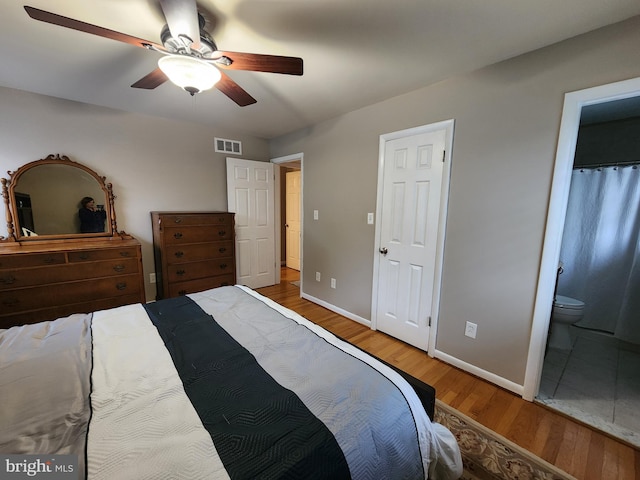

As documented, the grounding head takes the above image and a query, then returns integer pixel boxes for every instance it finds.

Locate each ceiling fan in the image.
[24,1,303,106]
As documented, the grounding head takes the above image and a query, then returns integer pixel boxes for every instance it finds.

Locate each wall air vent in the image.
[215,137,242,155]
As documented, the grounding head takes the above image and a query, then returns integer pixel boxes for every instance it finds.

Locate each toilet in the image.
[549,295,585,350]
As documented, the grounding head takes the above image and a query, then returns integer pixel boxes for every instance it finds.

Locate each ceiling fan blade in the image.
[24,6,165,51]
[216,71,256,107]
[131,68,168,89]
[215,52,303,76]
[159,0,201,49]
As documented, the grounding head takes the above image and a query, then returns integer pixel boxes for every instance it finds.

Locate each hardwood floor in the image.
[257,268,640,480]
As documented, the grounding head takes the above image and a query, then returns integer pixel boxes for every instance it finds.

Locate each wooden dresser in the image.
[151,212,236,299]
[0,238,145,329]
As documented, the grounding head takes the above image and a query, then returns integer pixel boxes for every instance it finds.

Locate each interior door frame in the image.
[371,120,454,354]
[523,76,640,401]
[271,153,304,287]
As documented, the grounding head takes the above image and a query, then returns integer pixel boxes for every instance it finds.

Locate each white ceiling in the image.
[1,1,639,139]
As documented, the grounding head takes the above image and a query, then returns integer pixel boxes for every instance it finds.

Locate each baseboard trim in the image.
[300,292,371,327]
[299,291,524,397]
[434,350,524,396]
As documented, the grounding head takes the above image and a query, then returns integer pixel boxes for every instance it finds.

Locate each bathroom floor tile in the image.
[553,382,615,421]
[618,350,640,383]
[559,363,616,395]
[536,328,640,449]
[570,336,618,367]
[537,377,559,400]
[544,348,570,368]
[614,397,640,432]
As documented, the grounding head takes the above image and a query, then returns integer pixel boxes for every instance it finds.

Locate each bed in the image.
[0,285,462,480]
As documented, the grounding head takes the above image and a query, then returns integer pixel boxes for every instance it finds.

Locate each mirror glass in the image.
[2,155,115,241]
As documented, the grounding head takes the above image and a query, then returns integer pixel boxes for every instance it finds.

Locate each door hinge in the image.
[442,150,446,162]
[428,316,432,327]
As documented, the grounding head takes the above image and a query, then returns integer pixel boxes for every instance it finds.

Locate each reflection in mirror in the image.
[15,164,107,235]
[1,154,119,242]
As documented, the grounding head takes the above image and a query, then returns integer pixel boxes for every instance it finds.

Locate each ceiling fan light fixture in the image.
[158,55,221,95]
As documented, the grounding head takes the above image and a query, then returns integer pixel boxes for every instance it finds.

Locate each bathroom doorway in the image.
[524,77,640,447]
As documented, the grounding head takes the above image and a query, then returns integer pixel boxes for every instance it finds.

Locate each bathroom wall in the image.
[575,115,640,167]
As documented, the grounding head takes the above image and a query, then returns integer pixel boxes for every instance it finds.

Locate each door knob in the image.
[379,247,388,256]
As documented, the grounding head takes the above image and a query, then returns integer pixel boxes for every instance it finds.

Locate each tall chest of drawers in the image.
[0,238,145,329]
[151,212,236,299]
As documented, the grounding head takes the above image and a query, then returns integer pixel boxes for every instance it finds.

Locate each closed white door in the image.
[226,158,276,288]
[285,170,301,270]
[373,123,451,351]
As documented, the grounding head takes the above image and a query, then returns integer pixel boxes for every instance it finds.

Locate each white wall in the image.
[0,87,270,301]
[270,16,640,388]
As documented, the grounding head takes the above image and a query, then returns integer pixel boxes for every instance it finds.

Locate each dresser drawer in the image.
[68,247,139,262]
[0,252,66,269]
[0,258,140,290]
[163,225,233,245]
[0,274,142,315]
[168,274,235,297]
[167,258,234,283]
[0,294,143,328]
[160,213,232,227]
[164,241,234,264]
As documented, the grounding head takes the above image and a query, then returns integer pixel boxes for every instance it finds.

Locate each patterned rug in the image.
[434,400,577,480]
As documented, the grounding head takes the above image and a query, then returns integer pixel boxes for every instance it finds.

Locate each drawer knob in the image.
[0,275,16,285]
[116,282,127,291]
[174,218,183,223]
[218,247,227,254]
[43,257,56,264]
[113,264,125,272]
[79,253,90,260]
[218,230,226,236]
[178,290,187,296]
[220,263,227,269]
[119,251,132,257]
[173,232,183,239]
[175,251,184,258]
[176,269,186,276]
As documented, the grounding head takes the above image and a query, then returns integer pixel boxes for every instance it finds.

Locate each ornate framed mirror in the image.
[1,154,120,242]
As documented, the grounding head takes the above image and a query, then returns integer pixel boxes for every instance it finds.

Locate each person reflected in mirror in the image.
[79,196,107,233]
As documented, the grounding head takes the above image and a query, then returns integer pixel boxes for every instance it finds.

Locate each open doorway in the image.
[271,153,303,287]
[524,77,640,446]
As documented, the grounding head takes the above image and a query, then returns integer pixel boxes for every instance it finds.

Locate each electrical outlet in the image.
[315,271,321,282]
[330,278,336,289]
[149,273,156,284]
[465,321,477,339]
[367,213,374,225]
[314,210,319,220]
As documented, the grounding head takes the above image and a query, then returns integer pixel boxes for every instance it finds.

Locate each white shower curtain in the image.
[557,164,640,345]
